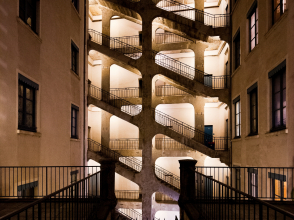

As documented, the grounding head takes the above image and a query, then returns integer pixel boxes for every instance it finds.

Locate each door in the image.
[204,125,213,149]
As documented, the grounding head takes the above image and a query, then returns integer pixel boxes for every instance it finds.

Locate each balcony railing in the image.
[0,166,100,199]
[155,137,191,150]
[89,30,230,89]
[154,0,230,28]
[155,192,175,202]
[110,138,140,150]
[195,170,294,219]
[195,167,294,201]
[115,190,140,200]
[0,171,101,220]
[110,87,140,98]
[155,85,191,96]
[155,32,192,44]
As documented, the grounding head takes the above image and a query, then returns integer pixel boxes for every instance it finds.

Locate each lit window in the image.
[248,169,258,197]
[71,105,79,138]
[71,42,79,75]
[234,32,240,70]
[18,74,38,132]
[248,5,258,51]
[19,0,38,33]
[273,0,286,24]
[234,97,241,138]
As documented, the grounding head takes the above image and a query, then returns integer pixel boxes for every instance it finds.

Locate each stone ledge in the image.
[17,130,41,137]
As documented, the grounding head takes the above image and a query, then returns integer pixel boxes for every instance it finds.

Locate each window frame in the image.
[248,3,258,51]
[71,42,79,75]
[19,0,38,33]
[248,169,258,197]
[233,31,241,70]
[272,0,286,24]
[249,87,258,135]
[234,97,241,138]
[71,105,79,139]
[18,75,38,132]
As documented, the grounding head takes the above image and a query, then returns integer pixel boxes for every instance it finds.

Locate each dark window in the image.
[235,167,241,190]
[248,168,258,197]
[18,75,38,132]
[272,69,286,130]
[234,97,241,137]
[71,105,79,138]
[71,42,79,74]
[234,32,240,70]
[249,6,258,51]
[249,88,258,135]
[71,0,79,11]
[273,0,286,24]
[19,0,38,33]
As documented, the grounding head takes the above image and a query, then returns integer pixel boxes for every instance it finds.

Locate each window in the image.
[71,42,79,74]
[273,0,286,24]
[234,31,240,70]
[17,181,38,198]
[248,168,258,197]
[71,0,79,11]
[248,83,258,135]
[18,74,38,132]
[248,3,258,51]
[269,61,286,131]
[71,105,79,138]
[233,96,241,137]
[19,0,38,33]
[268,173,286,201]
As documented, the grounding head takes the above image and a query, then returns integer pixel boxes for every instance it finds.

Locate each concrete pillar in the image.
[100,159,117,202]
[192,42,207,73]
[101,111,112,148]
[101,9,112,47]
[178,159,197,202]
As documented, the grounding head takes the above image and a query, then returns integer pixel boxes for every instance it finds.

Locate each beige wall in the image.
[110,18,141,37]
[88,106,102,142]
[110,65,141,88]
[155,157,193,176]
[110,116,139,139]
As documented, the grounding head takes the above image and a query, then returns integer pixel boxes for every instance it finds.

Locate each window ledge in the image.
[71,2,81,20]
[231,137,242,142]
[231,65,241,78]
[265,129,288,137]
[265,11,288,39]
[70,69,80,80]
[16,17,42,43]
[245,134,259,140]
[245,45,259,62]
[17,130,41,137]
[70,138,80,142]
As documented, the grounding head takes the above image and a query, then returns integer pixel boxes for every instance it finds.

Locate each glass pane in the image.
[283,89,286,107]
[236,114,239,124]
[282,72,286,88]
[26,100,33,114]
[274,92,280,110]
[274,76,280,93]
[19,85,23,96]
[251,13,255,28]
[252,119,256,133]
[283,107,286,125]
[26,115,33,127]
[256,33,258,44]
[274,110,281,127]
[19,97,23,111]
[251,40,255,50]
[26,88,33,100]
[72,127,76,136]
[236,126,239,136]
[72,118,75,127]
[251,28,255,40]
[18,112,23,125]
[256,7,258,19]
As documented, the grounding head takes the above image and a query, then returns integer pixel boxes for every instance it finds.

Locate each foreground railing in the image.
[115,190,140,200]
[195,170,294,219]
[155,192,175,202]
[110,138,140,150]
[110,87,140,98]
[89,29,229,89]
[195,167,294,201]
[0,166,100,198]
[0,171,101,220]
[155,85,191,96]
[89,84,142,116]
[154,0,230,28]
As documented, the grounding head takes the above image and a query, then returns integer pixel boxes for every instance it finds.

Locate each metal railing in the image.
[154,164,180,189]
[115,190,140,200]
[118,208,161,220]
[110,87,140,98]
[88,139,142,172]
[0,171,101,220]
[195,167,294,201]
[155,137,191,150]
[89,29,229,89]
[113,35,140,47]
[155,32,192,44]
[194,170,294,219]
[155,85,191,96]
[89,84,142,116]
[110,138,140,150]
[155,192,175,202]
[154,0,230,28]
[0,166,100,199]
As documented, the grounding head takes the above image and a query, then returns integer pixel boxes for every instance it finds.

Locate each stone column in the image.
[101,9,112,47]
[101,111,112,148]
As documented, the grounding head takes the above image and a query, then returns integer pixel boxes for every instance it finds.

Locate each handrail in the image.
[194,170,294,219]
[115,209,134,220]
[155,85,191,96]
[115,190,140,200]
[110,138,140,150]
[154,0,230,28]
[110,87,140,98]
[89,85,228,151]
[88,138,181,189]
[88,29,229,89]
[118,208,161,220]
[155,32,193,44]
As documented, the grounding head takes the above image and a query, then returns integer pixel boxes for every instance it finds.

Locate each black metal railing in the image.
[155,32,192,44]
[154,0,230,28]
[195,167,294,201]
[155,192,175,202]
[155,137,190,150]
[89,84,142,116]
[154,164,180,189]
[110,138,140,150]
[115,190,140,200]
[155,85,191,96]
[118,208,161,220]
[89,29,229,89]
[0,171,101,220]
[88,139,142,172]
[113,35,140,47]
[194,170,294,219]
[110,87,140,98]
[0,166,100,199]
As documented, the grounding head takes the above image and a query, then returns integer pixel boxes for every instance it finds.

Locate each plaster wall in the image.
[89,19,102,32]
[88,107,102,142]
[110,19,142,37]
[110,65,140,88]
[88,64,102,88]
[110,116,139,139]
[155,157,193,176]
[115,173,140,190]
